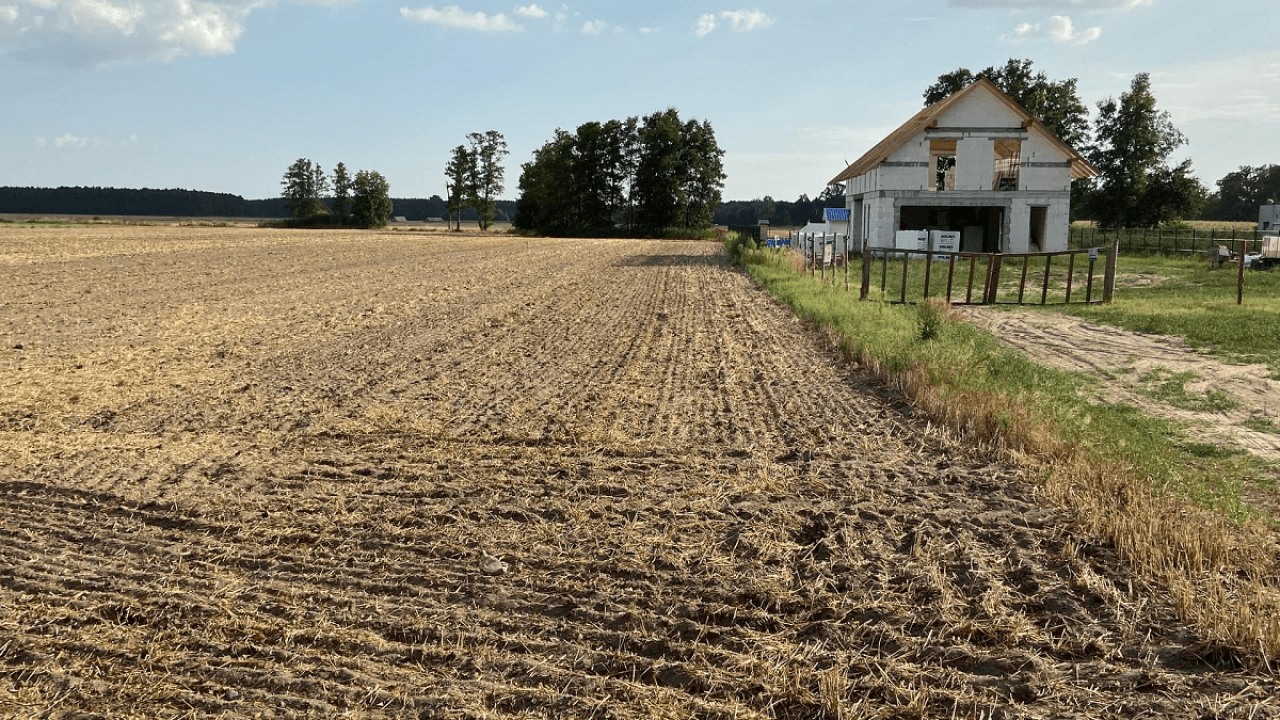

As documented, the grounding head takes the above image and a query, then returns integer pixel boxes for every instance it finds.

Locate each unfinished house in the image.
[830,78,1098,254]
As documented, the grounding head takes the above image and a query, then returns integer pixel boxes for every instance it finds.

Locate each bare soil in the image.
[1,227,1276,718]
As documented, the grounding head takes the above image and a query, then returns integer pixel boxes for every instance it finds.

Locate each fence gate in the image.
[858,242,1118,306]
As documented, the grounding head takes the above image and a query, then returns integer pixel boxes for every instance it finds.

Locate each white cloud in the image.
[67,0,146,35]
[157,0,245,57]
[580,18,606,34]
[694,12,715,37]
[695,9,772,37]
[1005,14,1100,44]
[39,131,140,148]
[638,26,656,34]
[54,132,89,147]
[400,5,522,32]
[720,9,771,33]
[514,3,544,18]
[0,0,264,66]
[950,0,1148,8]
[551,3,572,31]
[1045,15,1100,43]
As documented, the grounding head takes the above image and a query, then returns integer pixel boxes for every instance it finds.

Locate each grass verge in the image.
[741,248,1280,662]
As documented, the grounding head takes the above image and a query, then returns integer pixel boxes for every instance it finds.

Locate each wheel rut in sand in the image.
[0,226,1274,718]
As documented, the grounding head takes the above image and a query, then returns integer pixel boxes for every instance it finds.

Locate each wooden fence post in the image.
[985,254,1003,304]
[860,243,871,300]
[1238,237,1246,306]
[1103,239,1119,304]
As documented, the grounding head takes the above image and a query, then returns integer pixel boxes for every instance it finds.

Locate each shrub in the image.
[916,298,953,341]
[723,231,757,264]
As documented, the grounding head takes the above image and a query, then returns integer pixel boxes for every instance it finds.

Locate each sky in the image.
[1,0,1278,204]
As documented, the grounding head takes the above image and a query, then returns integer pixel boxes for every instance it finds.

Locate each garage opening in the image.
[899,206,1004,253]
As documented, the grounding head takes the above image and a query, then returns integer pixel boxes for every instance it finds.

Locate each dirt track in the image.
[1,227,1276,718]
[963,308,1280,463]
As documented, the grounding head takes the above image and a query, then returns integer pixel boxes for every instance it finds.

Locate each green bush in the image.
[723,231,757,264]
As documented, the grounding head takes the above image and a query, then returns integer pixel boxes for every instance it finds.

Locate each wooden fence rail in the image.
[857,243,1119,306]
[1068,226,1270,257]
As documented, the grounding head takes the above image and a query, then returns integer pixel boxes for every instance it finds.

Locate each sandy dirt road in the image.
[963,308,1280,464]
[0,227,1275,718]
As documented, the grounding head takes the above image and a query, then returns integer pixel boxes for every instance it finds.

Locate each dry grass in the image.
[1,226,1278,718]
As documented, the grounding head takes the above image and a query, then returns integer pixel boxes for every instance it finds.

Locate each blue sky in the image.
[2,0,1278,203]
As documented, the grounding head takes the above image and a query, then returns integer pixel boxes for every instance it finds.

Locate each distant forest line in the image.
[0,187,514,223]
[4,184,1269,229]
[0,185,843,227]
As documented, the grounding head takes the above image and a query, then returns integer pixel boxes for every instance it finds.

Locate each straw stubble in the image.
[0,225,1275,718]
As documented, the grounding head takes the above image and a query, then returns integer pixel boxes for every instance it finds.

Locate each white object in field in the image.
[1261,236,1280,259]
[930,230,960,261]
[479,549,509,575]
[895,230,927,258]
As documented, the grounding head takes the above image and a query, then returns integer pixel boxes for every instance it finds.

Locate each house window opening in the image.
[993,139,1021,191]
[930,140,956,192]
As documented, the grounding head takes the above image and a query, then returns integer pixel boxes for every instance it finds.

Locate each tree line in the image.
[511,108,726,237]
[0,186,288,218]
[0,186,507,222]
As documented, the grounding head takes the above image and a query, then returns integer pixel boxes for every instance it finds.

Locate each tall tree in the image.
[312,164,329,210]
[281,158,325,219]
[331,162,352,223]
[1086,72,1195,227]
[351,170,392,229]
[514,129,575,233]
[677,118,726,229]
[466,131,509,230]
[444,145,472,231]
[923,58,1089,148]
[633,109,686,234]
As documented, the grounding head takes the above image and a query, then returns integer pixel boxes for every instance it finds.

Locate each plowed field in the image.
[1,226,1275,718]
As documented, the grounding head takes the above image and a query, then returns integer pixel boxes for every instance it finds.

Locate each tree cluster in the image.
[513,108,725,237]
[1202,165,1280,221]
[281,158,392,228]
[445,131,509,231]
